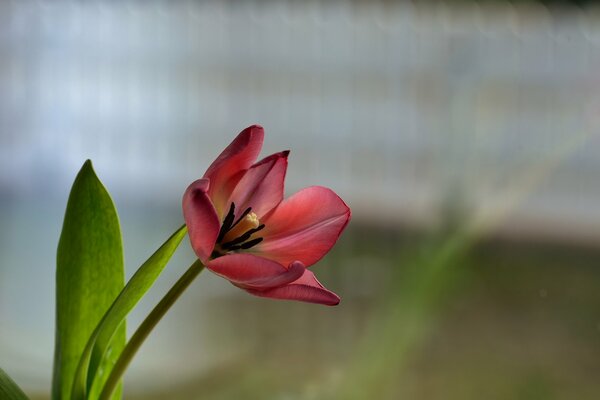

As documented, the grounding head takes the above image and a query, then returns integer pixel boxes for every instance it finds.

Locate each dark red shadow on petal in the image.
[182,178,220,263]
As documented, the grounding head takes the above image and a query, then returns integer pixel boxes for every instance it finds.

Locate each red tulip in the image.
[183,125,351,305]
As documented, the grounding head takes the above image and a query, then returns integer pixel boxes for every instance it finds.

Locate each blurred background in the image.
[1,1,600,399]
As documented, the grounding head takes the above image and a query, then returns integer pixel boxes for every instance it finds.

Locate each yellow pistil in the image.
[222,211,260,243]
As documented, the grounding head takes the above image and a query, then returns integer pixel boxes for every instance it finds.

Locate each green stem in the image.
[98,259,205,400]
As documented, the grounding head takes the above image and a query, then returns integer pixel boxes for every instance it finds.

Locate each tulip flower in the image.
[183,125,350,305]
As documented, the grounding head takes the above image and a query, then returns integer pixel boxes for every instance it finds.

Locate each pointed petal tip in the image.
[245,268,341,306]
[228,149,290,217]
[202,126,265,214]
[253,150,290,166]
[186,178,210,194]
[323,293,341,306]
[235,125,264,153]
[240,124,265,140]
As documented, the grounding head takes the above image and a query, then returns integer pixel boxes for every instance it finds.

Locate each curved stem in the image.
[98,259,205,400]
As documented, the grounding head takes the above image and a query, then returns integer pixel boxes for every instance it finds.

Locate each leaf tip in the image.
[82,159,94,172]
[77,160,101,185]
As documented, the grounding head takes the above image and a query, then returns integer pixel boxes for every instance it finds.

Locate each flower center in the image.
[212,202,265,258]
[222,212,259,243]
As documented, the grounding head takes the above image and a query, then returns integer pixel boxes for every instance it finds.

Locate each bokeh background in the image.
[1,1,600,399]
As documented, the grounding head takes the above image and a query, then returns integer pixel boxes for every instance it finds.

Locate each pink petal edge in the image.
[207,254,305,290]
[182,178,220,263]
[245,268,341,306]
[203,125,264,216]
[252,186,351,267]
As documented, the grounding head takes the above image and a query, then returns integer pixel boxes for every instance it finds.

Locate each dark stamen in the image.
[216,202,236,243]
[221,224,265,249]
[227,237,263,251]
[240,237,263,250]
[229,207,252,230]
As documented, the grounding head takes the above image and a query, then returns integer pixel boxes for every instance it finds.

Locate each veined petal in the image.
[203,125,264,216]
[182,178,220,263]
[207,254,304,290]
[253,186,351,267]
[228,151,289,219]
[245,268,340,306]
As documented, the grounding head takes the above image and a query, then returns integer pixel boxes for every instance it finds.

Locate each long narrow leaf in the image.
[52,160,125,400]
[0,367,29,400]
[72,224,188,400]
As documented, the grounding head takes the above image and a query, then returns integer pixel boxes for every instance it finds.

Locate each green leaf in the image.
[0,367,29,400]
[72,224,188,400]
[52,160,125,400]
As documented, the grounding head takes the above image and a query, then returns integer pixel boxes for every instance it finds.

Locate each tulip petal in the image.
[207,254,305,290]
[254,186,351,267]
[228,151,289,219]
[246,268,340,306]
[182,178,220,263]
[203,125,264,216]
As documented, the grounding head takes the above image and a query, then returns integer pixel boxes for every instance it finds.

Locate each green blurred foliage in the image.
[113,223,600,400]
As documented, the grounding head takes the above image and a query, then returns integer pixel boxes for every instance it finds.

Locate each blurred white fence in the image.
[1,0,600,243]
